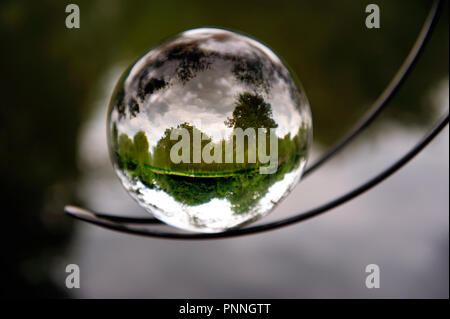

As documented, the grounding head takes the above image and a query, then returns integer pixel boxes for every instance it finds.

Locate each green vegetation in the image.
[225,92,278,130]
[112,93,309,214]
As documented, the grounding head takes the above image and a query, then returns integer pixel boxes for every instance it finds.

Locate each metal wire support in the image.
[303,0,442,177]
[65,0,447,240]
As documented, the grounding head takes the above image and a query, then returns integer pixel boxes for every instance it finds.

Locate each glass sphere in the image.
[107,28,312,233]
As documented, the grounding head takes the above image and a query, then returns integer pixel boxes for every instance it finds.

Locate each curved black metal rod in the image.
[86,210,161,224]
[65,112,449,239]
[303,0,441,177]
[64,0,446,238]
[73,0,442,226]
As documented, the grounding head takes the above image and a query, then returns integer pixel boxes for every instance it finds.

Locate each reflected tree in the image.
[225,92,278,130]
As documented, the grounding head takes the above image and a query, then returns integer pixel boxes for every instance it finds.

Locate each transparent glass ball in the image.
[107,28,312,233]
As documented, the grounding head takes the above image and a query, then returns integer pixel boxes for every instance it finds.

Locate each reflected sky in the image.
[105,28,312,232]
[110,28,310,149]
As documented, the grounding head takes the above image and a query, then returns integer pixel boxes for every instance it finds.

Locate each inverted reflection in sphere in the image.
[107,28,312,233]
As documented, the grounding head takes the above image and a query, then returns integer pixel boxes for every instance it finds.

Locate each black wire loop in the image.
[65,0,446,239]
[304,0,442,177]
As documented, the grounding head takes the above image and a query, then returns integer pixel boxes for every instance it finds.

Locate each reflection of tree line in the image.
[111,92,309,214]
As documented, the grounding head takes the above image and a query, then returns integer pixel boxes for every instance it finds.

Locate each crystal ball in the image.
[107,28,312,233]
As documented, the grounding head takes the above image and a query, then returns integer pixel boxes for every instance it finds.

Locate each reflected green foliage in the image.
[115,128,306,213]
[113,93,309,213]
[225,92,278,130]
[116,131,151,170]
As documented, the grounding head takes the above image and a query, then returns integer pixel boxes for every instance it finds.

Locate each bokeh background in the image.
[0,0,448,298]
